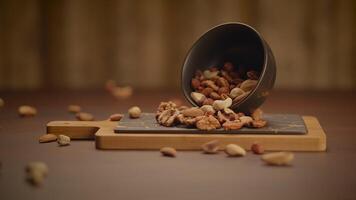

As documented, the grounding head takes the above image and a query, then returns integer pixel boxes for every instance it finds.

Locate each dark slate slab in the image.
[114,113,307,135]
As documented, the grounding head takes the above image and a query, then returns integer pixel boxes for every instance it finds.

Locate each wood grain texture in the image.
[0,0,355,90]
[46,116,326,151]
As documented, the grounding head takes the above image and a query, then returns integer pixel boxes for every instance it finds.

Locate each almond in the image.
[39,134,57,143]
[160,147,177,157]
[202,140,219,154]
[224,144,246,157]
[240,80,258,92]
[261,152,294,166]
[109,113,124,121]
[76,112,94,121]
[181,107,204,117]
[68,105,81,113]
[18,105,37,117]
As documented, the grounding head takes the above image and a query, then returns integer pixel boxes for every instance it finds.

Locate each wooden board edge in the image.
[95,115,327,151]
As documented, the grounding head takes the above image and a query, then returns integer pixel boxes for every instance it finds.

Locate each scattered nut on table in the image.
[225,144,246,157]
[261,152,294,166]
[68,105,81,113]
[111,86,133,99]
[39,134,57,143]
[18,105,37,117]
[251,142,264,154]
[76,112,94,121]
[160,147,177,157]
[0,98,4,108]
[109,113,124,121]
[202,140,220,154]
[57,135,70,146]
[128,106,141,118]
[26,162,48,186]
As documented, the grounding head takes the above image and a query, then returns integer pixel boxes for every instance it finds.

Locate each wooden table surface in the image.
[0,90,355,200]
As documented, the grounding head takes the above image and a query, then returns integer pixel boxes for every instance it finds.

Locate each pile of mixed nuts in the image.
[156,62,266,131]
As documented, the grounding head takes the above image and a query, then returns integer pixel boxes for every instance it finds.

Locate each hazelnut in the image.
[128,106,141,118]
[251,143,264,154]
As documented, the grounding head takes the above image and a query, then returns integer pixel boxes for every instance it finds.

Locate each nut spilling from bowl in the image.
[155,100,267,131]
[190,62,259,107]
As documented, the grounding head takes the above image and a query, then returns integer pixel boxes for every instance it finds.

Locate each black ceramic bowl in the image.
[181,22,276,114]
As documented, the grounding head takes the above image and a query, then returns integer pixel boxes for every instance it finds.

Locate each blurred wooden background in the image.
[0,0,355,90]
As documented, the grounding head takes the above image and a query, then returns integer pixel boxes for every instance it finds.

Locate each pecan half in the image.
[196,115,221,131]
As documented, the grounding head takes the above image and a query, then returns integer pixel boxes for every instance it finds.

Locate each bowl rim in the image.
[180,22,269,109]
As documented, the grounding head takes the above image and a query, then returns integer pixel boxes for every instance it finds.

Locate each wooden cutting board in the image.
[46,113,326,151]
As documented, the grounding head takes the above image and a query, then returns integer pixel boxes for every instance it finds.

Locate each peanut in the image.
[18,105,37,117]
[202,140,219,154]
[109,113,124,121]
[251,143,264,154]
[224,144,246,157]
[160,147,177,157]
[76,112,94,121]
[57,135,70,146]
[39,134,57,143]
[128,106,141,118]
[261,152,294,166]
[68,105,81,113]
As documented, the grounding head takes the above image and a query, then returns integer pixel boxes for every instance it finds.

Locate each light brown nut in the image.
[190,92,206,105]
[240,80,258,92]
[212,98,232,111]
[218,87,229,95]
[217,111,230,124]
[246,70,259,80]
[68,105,81,113]
[111,86,133,99]
[251,108,263,121]
[209,92,222,100]
[216,77,230,88]
[261,152,294,166]
[181,107,204,117]
[191,78,201,89]
[229,88,245,99]
[196,115,221,131]
[200,105,215,115]
[223,108,235,115]
[251,119,267,128]
[39,134,57,143]
[202,140,220,154]
[57,135,70,146]
[157,109,180,127]
[26,162,48,186]
[201,80,219,91]
[239,116,253,126]
[223,62,234,72]
[160,147,177,157]
[178,105,189,111]
[128,106,141,118]
[222,121,244,130]
[251,143,264,154]
[202,98,214,105]
[224,144,246,157]
[109,113,124,121]
[201,87,214,96]
[232,91,250,105]
[0,98,4,108]
[18,105,37,117]
[203,70,219,79]
[76,112,94,121]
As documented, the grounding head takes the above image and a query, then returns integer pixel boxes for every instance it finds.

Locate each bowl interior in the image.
[181,23,266,106]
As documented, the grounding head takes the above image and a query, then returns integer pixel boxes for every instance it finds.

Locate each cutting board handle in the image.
[46,120,117,139]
